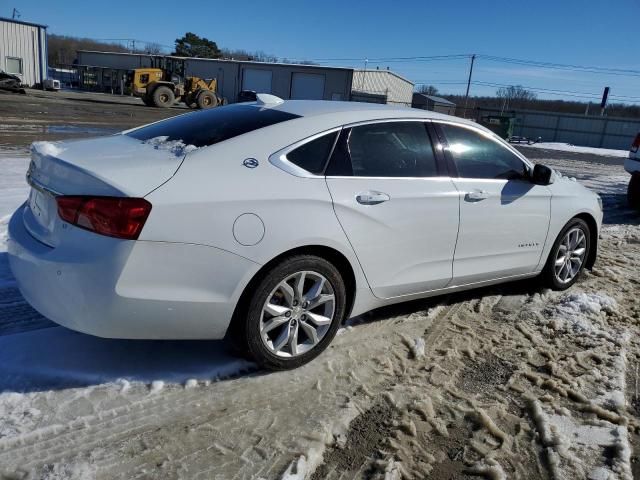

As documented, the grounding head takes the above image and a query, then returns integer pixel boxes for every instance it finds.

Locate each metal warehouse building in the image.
[351,69,414,106]
[76,50,354,103]
[0,17,48,87]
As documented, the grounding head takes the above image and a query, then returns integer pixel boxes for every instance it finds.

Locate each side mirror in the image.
[531,164,554,186]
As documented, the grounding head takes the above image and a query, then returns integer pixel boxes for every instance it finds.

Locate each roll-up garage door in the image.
[290,73,325,100]
[242,68,273,93]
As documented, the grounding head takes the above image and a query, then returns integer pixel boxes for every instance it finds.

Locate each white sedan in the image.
[8,95,602,369]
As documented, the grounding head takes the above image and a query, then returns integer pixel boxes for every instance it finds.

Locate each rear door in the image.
[436,122,551,285]
[325,120,460,299]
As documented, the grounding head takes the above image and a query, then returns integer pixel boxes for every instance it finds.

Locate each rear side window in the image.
[326,121,438,177]
[127,105,300,148]
[286,131,338,174]
[439,124,527,180]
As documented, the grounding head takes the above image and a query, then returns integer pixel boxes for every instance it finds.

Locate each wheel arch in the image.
[573,212,598,269]
[226,245,358,340]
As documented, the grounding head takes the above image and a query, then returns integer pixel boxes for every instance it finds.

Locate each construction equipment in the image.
[0,69,25,94]
[128,67,226,109]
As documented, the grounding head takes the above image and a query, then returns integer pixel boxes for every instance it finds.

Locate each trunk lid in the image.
[24,134,187,247]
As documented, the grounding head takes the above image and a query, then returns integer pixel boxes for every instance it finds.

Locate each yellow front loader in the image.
[128,68,226,109]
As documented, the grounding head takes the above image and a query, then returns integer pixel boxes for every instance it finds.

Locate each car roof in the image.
[266,99,479,129]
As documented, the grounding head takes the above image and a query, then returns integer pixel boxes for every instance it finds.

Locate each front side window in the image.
[327,121,438,177]
[127,105,300,148]
[286,131,338,174]
[439,123,528,180]
[6,57,22,75]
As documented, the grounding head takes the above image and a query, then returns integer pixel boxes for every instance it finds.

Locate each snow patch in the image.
[525,142,629,158]
[411,337,426,358]
[41,462,95,480]
[143,136,198,157]
[150,380,165,393]
[31,141,66,158]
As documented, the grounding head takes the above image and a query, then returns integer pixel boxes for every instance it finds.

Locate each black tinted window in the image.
[127,105,300,148]
[440,124,527,180]
[287,132,338,174]
[327,122,437,178]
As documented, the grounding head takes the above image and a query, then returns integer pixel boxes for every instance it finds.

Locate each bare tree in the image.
[144,42,164,55]
[416,85,439,96]
[496,85,537,109]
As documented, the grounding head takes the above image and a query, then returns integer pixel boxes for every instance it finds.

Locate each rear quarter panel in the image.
[141,120,369,298]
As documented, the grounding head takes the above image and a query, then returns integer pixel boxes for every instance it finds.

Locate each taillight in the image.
[632,133,640,153]
[56,196,152,240]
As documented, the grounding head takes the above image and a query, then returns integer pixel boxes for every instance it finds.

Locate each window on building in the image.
[286,132,338,174]
[439,123,528,180]
[6,57,23,75]
[327,121,438,178]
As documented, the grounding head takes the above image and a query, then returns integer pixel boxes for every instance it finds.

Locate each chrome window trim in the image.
[269,116,526,179]
[269,127,343,178]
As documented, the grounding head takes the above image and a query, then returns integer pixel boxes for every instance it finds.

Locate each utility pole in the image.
[12,8,20,19]
[463,54,476,118]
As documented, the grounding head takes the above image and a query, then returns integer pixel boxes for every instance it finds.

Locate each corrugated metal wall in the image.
[76,51,354,103]
[477,108,640,150]
[0,19,46,86]
[352,70,414,106]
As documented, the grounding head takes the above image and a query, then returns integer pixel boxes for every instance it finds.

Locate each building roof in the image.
[0,16,47,29]
[413,93,456,106]
[353,68,413,85]
[76,50,353,72]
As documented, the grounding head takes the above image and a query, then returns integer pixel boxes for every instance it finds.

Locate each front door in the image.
[437,122,551,285]
[325,121,460,299]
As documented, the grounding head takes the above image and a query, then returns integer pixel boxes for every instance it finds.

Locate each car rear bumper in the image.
[7,205,260,339]
[626,157,640,175]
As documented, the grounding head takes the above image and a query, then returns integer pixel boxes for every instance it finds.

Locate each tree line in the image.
[48,32,315,68]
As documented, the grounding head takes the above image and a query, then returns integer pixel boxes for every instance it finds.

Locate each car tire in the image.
[196,90,218,109]
[628,174,640,211]
[236,255,347,370]
[542,218,591,290]
[152,86,175,108]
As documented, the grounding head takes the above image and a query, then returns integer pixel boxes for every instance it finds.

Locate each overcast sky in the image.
[8,0,640,103]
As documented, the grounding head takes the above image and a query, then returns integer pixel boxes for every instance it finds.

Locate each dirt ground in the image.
[0,93,639,480]
[0,89,185,150]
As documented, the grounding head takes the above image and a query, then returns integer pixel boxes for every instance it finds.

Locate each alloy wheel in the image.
[259,271,336,357]
[554,227,587,284]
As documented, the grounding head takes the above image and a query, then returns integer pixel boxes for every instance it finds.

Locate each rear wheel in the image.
[542,218,591,290]
[628,173,640,211]
[151,86,175,108]
[237,255,347,370]
[196,90,218,109]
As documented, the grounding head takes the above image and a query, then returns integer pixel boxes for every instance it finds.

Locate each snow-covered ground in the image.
[1,146,640,479]
[524,141,630,158]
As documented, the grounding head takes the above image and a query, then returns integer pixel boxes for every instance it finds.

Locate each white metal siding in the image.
[352,70,413,106]
[0,19,46,86]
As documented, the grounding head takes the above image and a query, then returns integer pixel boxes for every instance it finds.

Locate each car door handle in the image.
[356,191,390,205]
[465,190,490,202]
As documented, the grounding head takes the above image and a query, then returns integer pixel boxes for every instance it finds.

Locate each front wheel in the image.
[542,218,591,290]
[628,174,640,211]
[237,255,347,370]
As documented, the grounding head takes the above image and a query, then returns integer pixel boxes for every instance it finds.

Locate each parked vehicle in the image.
[8,95,603,370]
[625,132,640,210]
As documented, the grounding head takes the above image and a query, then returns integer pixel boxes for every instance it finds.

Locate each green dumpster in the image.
[478,115,515,140]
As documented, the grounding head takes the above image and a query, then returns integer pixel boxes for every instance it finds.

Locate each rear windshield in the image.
[126,104,301,148]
